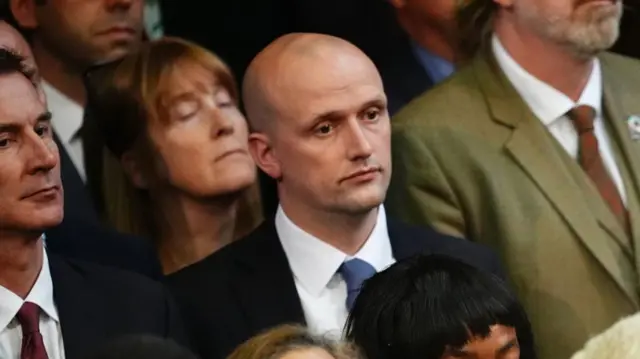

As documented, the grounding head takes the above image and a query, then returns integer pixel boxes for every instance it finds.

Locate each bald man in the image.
[166,33,505,359]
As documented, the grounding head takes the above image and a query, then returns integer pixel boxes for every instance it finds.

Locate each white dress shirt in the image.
[43,81,86,182]
[492,35,627,204]
[276,205,395,338]
[0,250,66,359]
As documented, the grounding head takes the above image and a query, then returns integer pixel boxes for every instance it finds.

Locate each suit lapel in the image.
[49,253,105,359]
[471,52,639,305]
[600,53,640,268]
[230,221,305,333]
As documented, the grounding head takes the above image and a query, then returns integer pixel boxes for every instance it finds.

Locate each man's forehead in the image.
[0,73,44,123]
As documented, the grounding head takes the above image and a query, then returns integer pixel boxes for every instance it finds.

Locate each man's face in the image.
[31,0,144,66]
[511,0,622,56]
[260,50,391,216]
[0,72,62,234]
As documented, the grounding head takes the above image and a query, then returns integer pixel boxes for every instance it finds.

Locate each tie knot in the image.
[568,105,596,134]
[16,302,41,334]
[339,258,377,291]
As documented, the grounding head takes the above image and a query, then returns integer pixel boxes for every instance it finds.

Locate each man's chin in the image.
[338,192,386,215]
[27,210,64,231]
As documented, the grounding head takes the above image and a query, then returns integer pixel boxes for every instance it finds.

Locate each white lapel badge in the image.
[627,115,640,141]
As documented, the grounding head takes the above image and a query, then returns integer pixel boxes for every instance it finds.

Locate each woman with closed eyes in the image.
[87,37,262,274]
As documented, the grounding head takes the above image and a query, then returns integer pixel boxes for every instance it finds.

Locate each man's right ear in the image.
[10,0,39,29]
[248,132,282,181]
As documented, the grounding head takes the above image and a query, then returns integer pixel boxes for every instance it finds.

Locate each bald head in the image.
[242,33,382,134]
[244,33,390,220]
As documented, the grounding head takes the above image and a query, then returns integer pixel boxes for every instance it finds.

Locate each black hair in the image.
[0,46,34,84]
[345,254,536,359]
[85,335,198,359]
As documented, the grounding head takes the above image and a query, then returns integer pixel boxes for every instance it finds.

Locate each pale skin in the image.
[243,33,391,256]
[492,0,622,101]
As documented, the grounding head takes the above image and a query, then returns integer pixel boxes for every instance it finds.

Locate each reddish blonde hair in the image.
[87,36,262,243]
[227,325,362,359]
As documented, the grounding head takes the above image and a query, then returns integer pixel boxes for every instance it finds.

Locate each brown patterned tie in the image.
[16,302,49,359]
[568,105,630,237]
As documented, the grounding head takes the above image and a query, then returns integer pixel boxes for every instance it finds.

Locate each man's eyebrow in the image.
[497,339,519,354]
[0,123,20,133]
[37,111,52,122]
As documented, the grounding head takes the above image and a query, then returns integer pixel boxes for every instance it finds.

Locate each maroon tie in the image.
[16,302,49,359]
[568,105,630,237]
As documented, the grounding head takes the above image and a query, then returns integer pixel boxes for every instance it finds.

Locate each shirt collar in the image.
[276,205,394,297]
[42,80,84,145]
[0,245,60,333]
[491,35,602,126]
[411,41,455,85]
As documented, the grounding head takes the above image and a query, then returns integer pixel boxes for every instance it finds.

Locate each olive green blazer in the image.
[388,50,640,359]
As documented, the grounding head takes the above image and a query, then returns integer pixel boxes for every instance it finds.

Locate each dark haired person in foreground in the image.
[0,48,184,359]
[346,255,535,359]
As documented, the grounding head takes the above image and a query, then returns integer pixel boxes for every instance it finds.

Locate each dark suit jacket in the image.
[46,220,163,280]
[387,50,640,358]
[49,253,186,359]
[167,218,504,359]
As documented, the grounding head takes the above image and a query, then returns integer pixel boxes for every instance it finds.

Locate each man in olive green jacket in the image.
[388,0,640,358]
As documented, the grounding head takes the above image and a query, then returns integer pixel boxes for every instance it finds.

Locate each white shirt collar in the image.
[0,246,60,333]
[42,80,84,145]
[276,205,394,297]
[491,35,602,125]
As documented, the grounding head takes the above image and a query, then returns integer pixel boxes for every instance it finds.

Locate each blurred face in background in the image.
[503,0,622,57]
[130,61,255,201]
[12,0,144,67]
[390,0,459,33]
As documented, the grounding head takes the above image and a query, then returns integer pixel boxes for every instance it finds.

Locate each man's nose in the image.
[345,119,373,161]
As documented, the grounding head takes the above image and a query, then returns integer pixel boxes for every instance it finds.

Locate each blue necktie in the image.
[339,258,377,311]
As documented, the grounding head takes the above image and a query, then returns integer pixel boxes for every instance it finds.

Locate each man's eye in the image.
[35,125,50,137]
[364,109,380,121]
[316,123,334,135]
